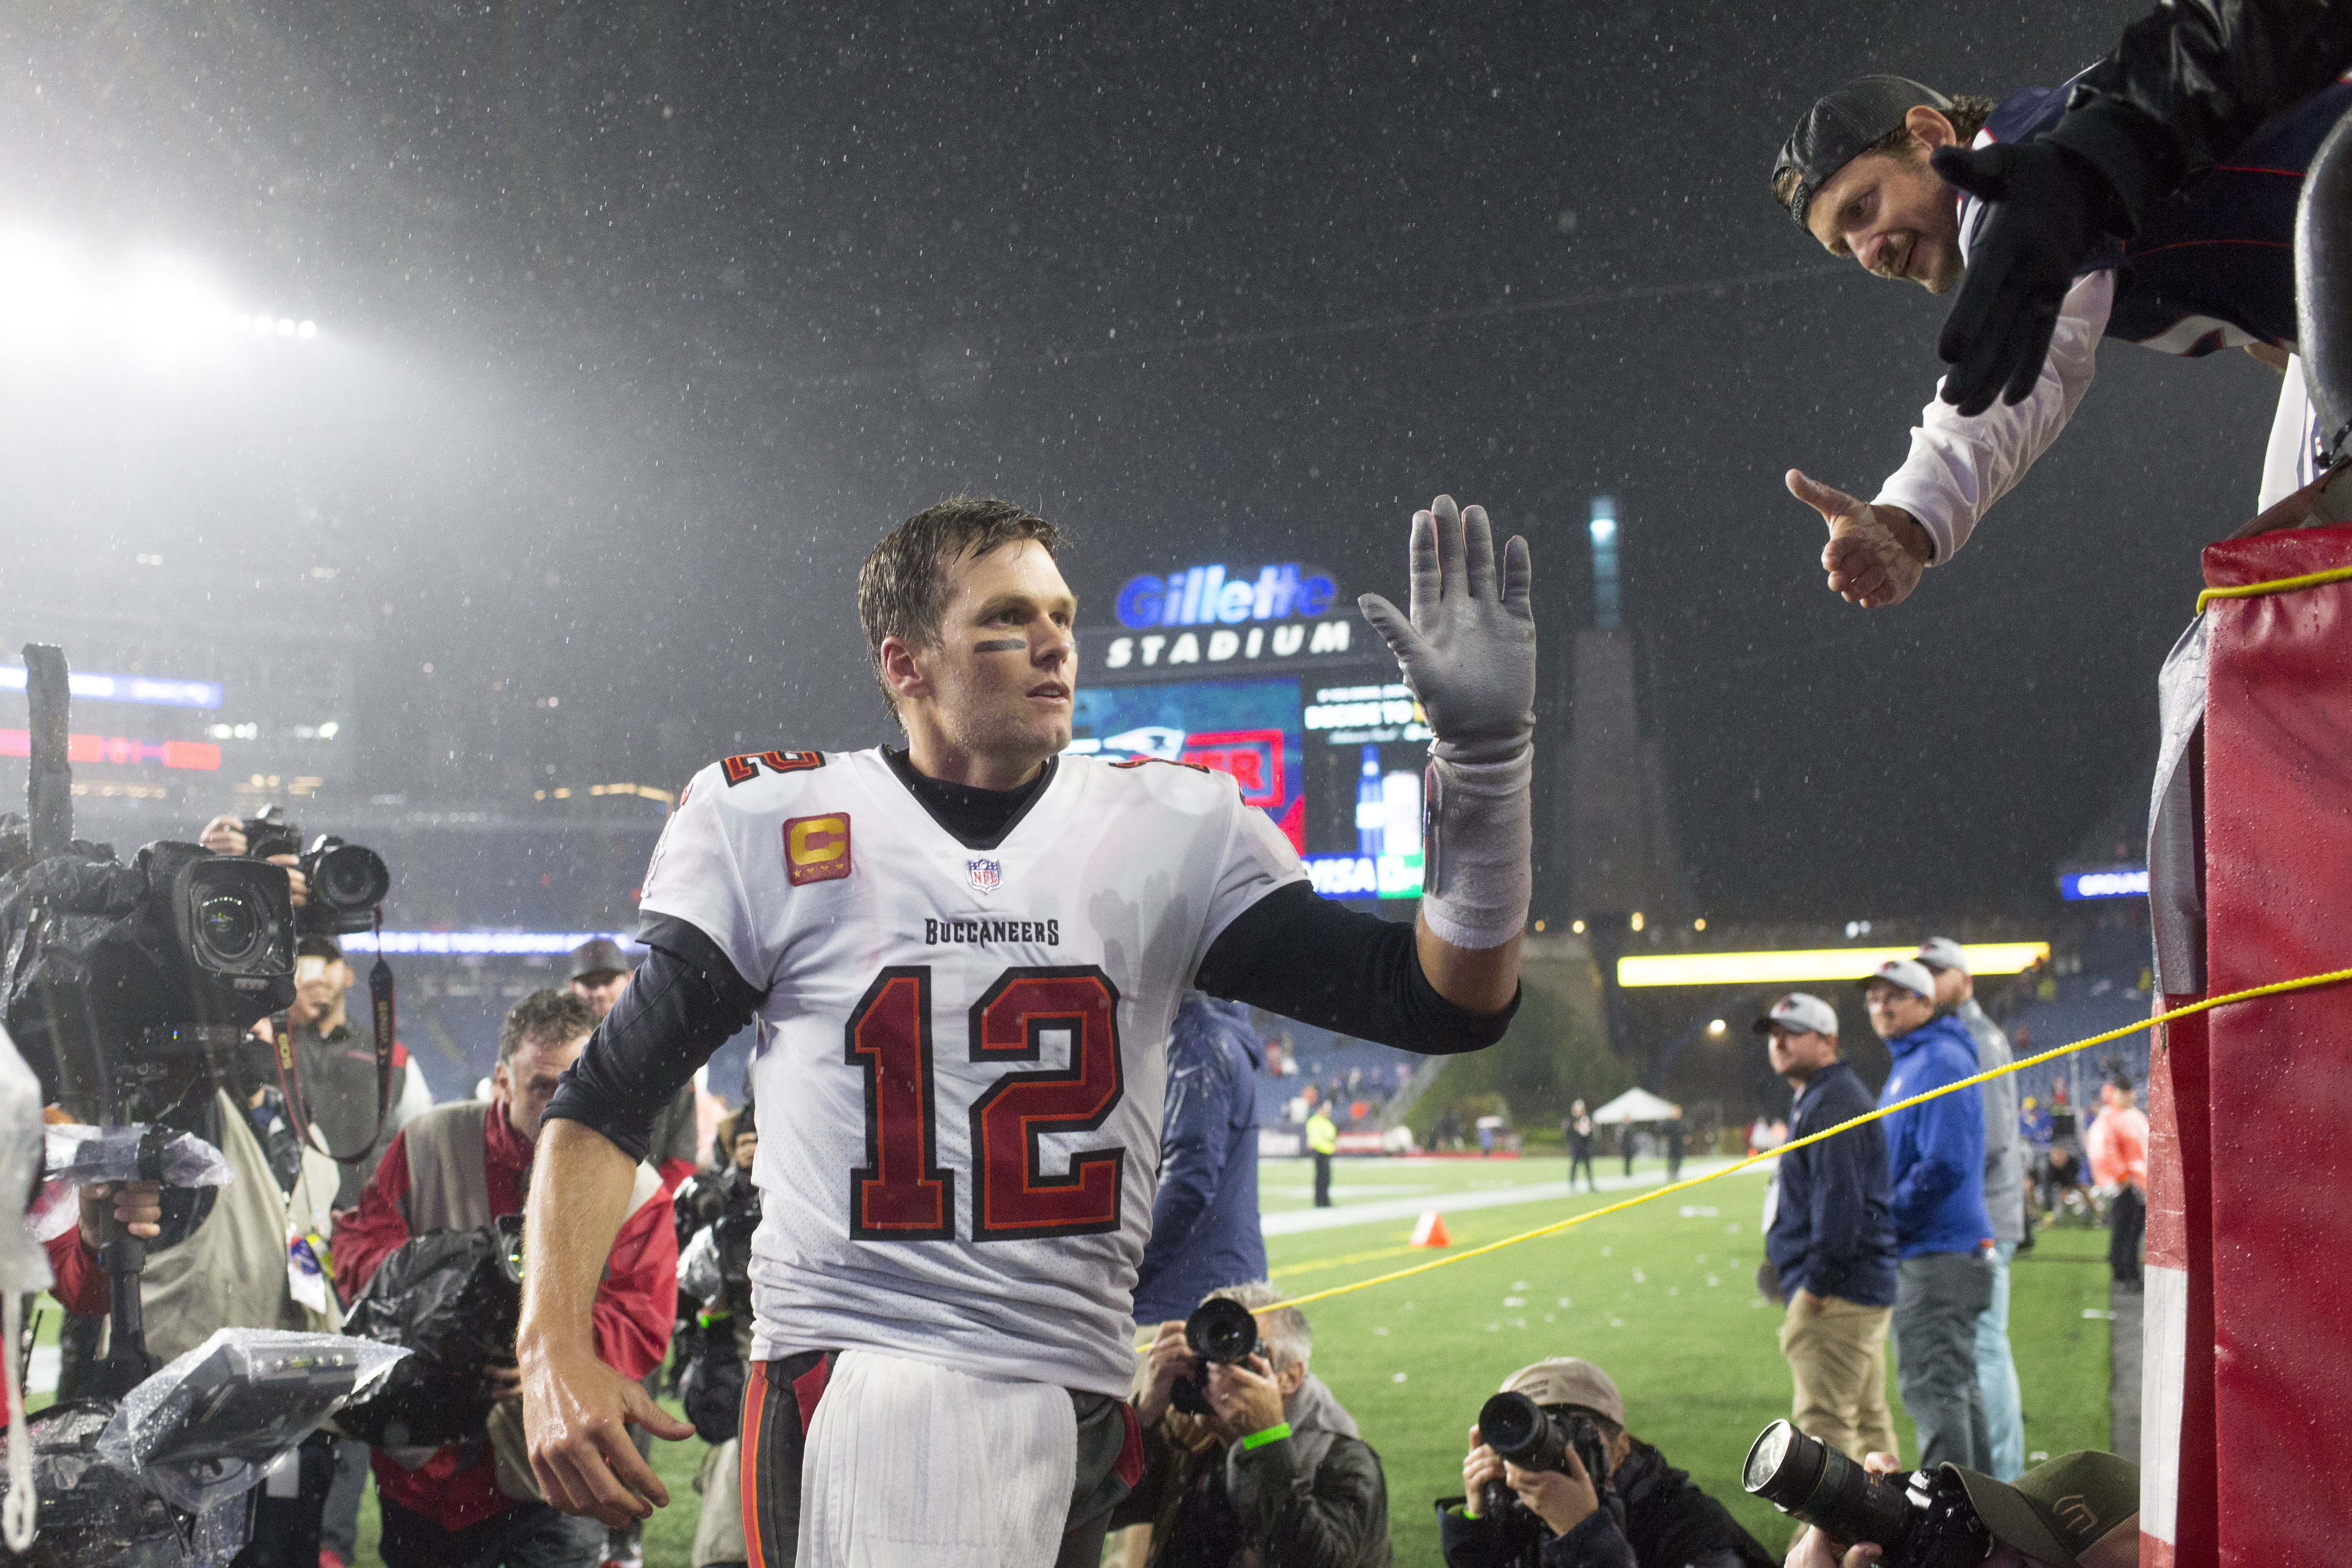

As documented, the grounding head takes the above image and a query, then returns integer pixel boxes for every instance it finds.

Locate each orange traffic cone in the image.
[1410,1211,1451,1248]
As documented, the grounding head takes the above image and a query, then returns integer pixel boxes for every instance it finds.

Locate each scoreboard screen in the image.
[1065,674,1429,899]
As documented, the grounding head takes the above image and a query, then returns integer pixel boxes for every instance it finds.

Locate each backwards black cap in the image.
[1773,75,1953,227]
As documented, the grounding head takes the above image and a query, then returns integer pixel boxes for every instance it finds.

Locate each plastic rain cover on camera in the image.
[331,1223,520,1448]
[7,1399,246,1568]
[97,1330,407,1516]
[42,1125,233,1193]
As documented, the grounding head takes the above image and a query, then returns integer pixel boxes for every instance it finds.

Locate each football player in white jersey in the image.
[518,494,1537,1566]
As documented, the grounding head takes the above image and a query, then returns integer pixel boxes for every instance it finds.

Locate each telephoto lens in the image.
[1478,1391,1570,1473]
[1744,1422,1918,1551]
[1185,1295,1264,1365]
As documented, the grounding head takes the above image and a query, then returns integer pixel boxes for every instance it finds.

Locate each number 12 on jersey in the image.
[845,964,1128,1242]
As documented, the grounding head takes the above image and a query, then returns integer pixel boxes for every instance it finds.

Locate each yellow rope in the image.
[2195,562,2352,613]
[1229,963,2352,1320]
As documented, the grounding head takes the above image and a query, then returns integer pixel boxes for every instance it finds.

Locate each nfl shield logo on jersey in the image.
[965,857,1002,894]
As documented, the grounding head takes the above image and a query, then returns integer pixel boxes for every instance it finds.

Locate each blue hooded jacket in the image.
[1876,1013,1993,1260]
[1132,998,1267,1325]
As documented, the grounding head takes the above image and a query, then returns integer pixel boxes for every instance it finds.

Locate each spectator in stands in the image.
[1136,998,1269,1325]
[1123,1282,1390,1566]
[1564,1101,1596,1192]
[1756,993,1900,1468]
[1307,1102,1338,1207]
[1865,958,1995,1471]
[1440,1357,1776,1567]
[567,936,695,1568]
[2086,1077,2149,1290]
[1918,937,2026,1482]
[335,990,676,1568]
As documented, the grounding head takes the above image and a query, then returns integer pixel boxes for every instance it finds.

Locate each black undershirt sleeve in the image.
[1193,880,1517,1054]
[541,912,765,1162]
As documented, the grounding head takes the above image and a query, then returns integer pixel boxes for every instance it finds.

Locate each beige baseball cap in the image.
[1499,1359,1625,1427]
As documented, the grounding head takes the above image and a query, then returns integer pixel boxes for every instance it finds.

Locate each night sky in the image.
[0,0,2290,922]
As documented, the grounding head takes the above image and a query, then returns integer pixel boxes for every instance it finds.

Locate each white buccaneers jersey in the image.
[638,746,1303,1397]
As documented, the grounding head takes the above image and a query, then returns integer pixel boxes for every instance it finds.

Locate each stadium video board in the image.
[1064,673,1430,900]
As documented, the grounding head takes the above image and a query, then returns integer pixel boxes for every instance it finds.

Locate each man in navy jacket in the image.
[1758,993,1899,1465]
[1133,997,1269,1326]
[1866,959,1996,1472]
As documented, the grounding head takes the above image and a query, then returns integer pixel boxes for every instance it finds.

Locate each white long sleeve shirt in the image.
[1873,269,2115,563]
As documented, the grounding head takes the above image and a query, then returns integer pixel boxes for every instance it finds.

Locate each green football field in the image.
[334,1154,2115,1565]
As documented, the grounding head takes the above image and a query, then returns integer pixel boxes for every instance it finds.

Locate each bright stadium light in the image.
[0,226,321,362]
[1618,942,2051,988]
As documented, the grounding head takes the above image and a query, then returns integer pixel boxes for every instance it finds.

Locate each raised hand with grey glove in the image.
[1356,496,1535,951]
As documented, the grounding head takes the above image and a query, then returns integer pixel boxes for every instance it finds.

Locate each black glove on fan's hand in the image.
[1931,138,2123,417]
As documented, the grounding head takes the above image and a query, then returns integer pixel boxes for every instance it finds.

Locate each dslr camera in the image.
[239,804,390,937]
[1474,1390,1617,1523]
[1742,1420,1991,1568]
[1169,1295,1266,1417]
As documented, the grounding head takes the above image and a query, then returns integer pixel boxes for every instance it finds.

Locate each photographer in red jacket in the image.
[335,990,676,1567]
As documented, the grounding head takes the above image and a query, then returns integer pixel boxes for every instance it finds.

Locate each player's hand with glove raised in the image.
[1358,496,1535,968]
[1930,137,2120,417]
[1787,470,1932,609]
[1356,495,1534,767]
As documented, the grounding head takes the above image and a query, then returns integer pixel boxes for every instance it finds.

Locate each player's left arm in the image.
[1356,495,1533,1015]
[1199,497,1530,1049]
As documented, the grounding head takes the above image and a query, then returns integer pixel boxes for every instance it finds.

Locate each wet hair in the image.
[857,497,1061,728]
[1772,95,1999,214]
[498,988,596,1064]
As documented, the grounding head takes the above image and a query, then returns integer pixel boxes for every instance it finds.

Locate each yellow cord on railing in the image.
[1229,963,2352,1320]
[2195,562,2352,613]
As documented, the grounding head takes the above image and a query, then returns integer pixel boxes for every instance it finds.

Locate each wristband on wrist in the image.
[1240,1422,1291,1451]
[1419,747,1533,950]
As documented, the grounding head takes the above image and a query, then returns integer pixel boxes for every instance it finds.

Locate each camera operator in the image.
[1120,1281,1391,1567]
[1440,1359,1774,1568]
[1783,1445,2138,1568]
[676,1104,758,1568]
[334,990,676,1568]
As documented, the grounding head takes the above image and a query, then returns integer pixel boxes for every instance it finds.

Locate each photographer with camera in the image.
[672,1103,758,1568]
[1440,1359,1774,1568]
[335,990,677,1568]
[1121,1281,1391,1566]
[1752,1425,2138,1568]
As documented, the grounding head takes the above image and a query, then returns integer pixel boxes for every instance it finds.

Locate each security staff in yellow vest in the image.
[1307,1104,1339,1208]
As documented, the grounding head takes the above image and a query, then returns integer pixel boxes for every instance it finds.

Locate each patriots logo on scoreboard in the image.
[965,857,1002,894]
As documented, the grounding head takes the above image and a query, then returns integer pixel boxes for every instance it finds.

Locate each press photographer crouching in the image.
[1749,1423,2137,1568]
[1118,1282,1391,1567]
[333,990,677,1568]
[1441,1359,1774,1568]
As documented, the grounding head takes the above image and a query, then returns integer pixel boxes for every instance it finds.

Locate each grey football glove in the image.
[1358,496,1537,951]
[1356,496,1535,766]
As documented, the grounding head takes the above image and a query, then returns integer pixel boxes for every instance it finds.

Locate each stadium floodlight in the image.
[1617,942,2050,988]
[0,225,320,362]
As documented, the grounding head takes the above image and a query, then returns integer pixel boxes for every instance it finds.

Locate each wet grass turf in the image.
[90,1156,2104,1565]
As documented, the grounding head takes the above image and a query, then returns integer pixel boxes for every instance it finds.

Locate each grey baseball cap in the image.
[1773,75,1954,226]
[1752,992,1838,1037]
[1916,936,1970,975]
[1858,956,1937,1000]
[1501,1359,1626,1428]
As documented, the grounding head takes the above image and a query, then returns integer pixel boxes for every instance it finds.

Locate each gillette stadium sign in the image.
[1113,562,1338,628]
